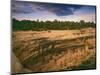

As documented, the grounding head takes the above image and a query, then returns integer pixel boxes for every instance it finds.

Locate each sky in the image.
[12,1,96,22]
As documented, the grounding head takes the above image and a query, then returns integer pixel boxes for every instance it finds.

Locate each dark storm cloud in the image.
[40,4,83,16]
[12,1,83,16]
[12,1,35,14]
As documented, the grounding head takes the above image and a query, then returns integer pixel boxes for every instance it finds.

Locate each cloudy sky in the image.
[12,1,96,22]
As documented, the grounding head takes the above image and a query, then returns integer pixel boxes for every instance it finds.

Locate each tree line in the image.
[12,18,96,31]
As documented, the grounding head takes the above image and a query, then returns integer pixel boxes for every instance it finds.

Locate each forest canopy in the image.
[12,18,96,31]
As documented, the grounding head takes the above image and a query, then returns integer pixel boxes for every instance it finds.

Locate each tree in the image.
[80,20,85,25]
[12,18,96,31]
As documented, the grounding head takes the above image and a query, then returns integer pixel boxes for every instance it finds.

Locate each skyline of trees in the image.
[12,18,96,31]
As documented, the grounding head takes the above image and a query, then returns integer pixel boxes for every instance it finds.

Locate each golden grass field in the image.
[12,28,96,73]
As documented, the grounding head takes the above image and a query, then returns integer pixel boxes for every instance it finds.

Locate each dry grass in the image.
[12,28,96,73]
